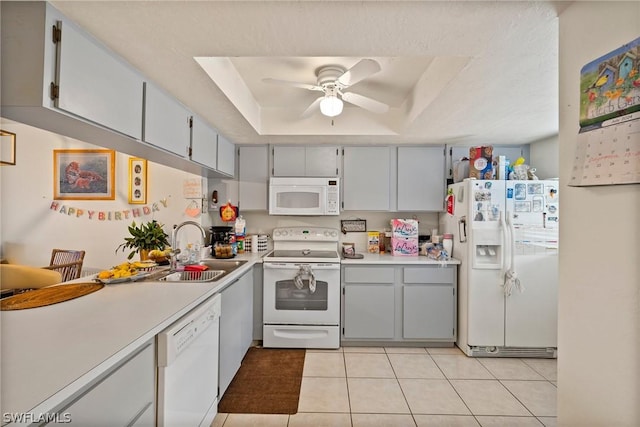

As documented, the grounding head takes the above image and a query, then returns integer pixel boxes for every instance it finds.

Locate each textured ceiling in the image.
[51,1,566,146]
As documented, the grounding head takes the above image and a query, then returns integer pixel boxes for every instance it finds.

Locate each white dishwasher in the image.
[157,293,221,427]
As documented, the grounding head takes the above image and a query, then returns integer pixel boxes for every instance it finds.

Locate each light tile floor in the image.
[213,346,557,427]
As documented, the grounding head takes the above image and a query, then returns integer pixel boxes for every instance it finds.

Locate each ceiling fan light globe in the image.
[320,95,343,117]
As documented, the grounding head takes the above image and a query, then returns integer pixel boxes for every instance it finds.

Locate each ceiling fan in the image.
[262,59,389,118]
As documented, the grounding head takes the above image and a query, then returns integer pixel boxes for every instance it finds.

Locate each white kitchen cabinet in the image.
[272,146,305,176]
[342,266,395,339]
[191,115,218,170]
[217,134,236,177]
[48,340,155,426]
[239,145,269,210]
[397,146,446,211]
[54,18,144,140]
[219,268,253,398]
[253,265,264,341]
[342,264,457,344]
[402,267,456,339]
[272,145,340,177]
[342,146,391,210]
[143,82,191,157]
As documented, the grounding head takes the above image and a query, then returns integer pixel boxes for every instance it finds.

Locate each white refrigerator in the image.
[441,179,559,358]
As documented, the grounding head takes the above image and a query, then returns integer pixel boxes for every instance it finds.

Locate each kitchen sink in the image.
[199,259,248,273]
[159,270,227,283]
[145,259,248,283]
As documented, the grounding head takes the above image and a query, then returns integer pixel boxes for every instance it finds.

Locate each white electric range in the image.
[262,227,341,349]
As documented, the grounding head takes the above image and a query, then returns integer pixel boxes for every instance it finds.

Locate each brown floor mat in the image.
[218,347,306,414]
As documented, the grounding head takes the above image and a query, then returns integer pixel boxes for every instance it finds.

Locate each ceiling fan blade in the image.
[337,59,381,87]
[262,78,323,92]
[341,91,389,114]
[301,96,324,118]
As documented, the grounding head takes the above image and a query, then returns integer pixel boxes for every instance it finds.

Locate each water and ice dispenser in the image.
[471,227,503,269]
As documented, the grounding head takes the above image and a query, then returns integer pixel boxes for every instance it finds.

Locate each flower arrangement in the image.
[116,220,170,260]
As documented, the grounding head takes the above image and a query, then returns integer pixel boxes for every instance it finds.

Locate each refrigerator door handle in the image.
[458,216,467,243]
[503,210,523,296]
[499,211,509,282]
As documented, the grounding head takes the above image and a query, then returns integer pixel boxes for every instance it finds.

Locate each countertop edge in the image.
[2,256,261,421]
[340,254,461,265]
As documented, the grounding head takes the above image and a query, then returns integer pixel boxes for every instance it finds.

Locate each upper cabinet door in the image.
[397,146,445,211]
[191,116,218,170]
[217,134,235,177]
[55,20,143,139]
[272,146,305,176]
[143,82,191,157]
[272,146,339,177]
[305,146,340,177]
[239,146,268,211]
[343,146,390,211]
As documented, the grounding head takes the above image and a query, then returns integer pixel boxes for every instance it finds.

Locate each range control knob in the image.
[330,230,338,237]
[324,230,330,237]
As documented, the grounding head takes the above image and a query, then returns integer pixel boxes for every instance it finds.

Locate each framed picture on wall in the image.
[128,157,147,204]
[53,149,115,200]
[0,130,16,166]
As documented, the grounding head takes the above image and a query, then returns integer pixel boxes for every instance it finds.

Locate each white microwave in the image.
[269,177,340,216]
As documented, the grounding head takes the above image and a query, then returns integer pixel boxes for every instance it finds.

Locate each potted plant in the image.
[116,220,170,260]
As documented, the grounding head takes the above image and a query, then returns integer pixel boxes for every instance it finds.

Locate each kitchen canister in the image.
[257,235,268,252]
[442,233,453,258]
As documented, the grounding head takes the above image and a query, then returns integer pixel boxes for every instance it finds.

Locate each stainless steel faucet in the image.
[170,221,207,270]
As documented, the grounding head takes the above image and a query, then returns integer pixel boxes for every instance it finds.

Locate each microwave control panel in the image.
[327,181,339,214]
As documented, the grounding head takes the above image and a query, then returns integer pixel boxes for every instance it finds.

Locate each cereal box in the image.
[391,237,419,256]
[391,219,419,238]
[367,231,380,254]
[469,146,494,179]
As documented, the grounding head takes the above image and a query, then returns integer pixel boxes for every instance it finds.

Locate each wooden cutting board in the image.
[1,282,104,311]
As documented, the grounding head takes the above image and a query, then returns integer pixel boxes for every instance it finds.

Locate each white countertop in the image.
[0,253,263,420]
[0,250,457,420]
[341,252,460,265]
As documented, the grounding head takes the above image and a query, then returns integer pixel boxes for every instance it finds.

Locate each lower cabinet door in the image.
[344,284,394,339]
[49,341,155,426]
[403,285,454,339]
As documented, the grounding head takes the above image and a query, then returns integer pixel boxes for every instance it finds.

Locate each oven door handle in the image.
[263,262,340,270]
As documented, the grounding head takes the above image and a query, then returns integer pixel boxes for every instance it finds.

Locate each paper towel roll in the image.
[251,235,258,253]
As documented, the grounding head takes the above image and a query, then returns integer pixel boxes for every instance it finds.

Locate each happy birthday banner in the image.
[49,198,169,221]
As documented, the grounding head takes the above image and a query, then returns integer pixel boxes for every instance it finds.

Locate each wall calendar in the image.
[570,36,640,187]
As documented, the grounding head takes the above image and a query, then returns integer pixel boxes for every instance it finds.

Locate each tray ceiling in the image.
[51,1,565,146]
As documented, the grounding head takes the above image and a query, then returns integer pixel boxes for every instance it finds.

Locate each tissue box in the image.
[391,237,419,256]
[391,219,419,238]
[469,146,494,179]
[367,232,380,254]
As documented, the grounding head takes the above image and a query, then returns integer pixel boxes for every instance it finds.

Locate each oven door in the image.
[263,262,340,325]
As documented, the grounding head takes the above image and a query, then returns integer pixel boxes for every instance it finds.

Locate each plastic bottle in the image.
[442,233,453,259]
[235,216,246,254]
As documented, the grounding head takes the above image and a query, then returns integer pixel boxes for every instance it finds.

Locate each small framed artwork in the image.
[0,130,16,165]
[54,149,115,200]
[128,157,147,204]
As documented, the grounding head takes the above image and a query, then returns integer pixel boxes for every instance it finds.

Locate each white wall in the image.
[558,2,639,425]
[0,119,208,271]
[529,135,559,179]
[206,177,441,252]
[227,211,439,253]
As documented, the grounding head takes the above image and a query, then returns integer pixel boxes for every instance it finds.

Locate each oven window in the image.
[276,191,320,209]
[275,279,328,311]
